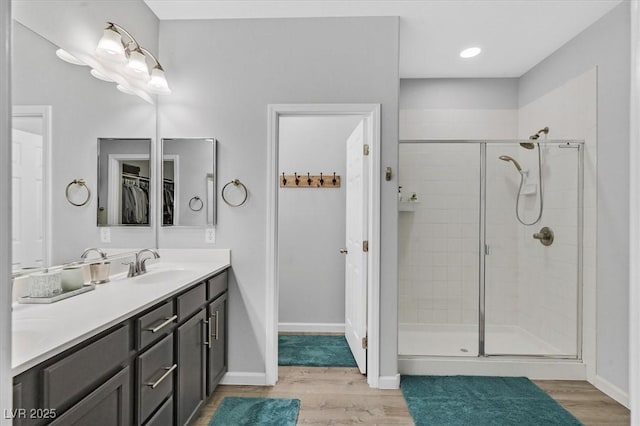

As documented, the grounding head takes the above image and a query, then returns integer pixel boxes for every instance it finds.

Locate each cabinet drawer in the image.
[177,283,205,322]
[207,270,228,301]
[43,324,130,411]
[143,396,173,426]
[137,301,176,350]
[137,334,175,425]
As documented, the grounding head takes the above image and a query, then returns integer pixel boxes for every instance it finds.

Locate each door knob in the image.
[339,248,348,254]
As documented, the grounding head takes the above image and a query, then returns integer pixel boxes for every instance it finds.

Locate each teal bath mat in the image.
[278,334,357,367]
[209,397,300,426]
[400,376,582,426]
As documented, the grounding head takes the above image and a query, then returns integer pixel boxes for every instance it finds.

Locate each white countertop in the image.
[12,251,230,376]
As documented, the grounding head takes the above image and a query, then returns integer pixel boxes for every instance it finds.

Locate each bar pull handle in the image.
[212,312,220,341]
[145,315,178,333]
[203,319,212,348]
[145,364,177,389]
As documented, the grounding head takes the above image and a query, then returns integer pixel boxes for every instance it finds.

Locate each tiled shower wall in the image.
[516,69,597,354]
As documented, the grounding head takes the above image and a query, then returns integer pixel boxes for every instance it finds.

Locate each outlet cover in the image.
[205,228,215,244]
[100,227,111,243]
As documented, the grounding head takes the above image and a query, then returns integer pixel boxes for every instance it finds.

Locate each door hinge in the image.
[363,144,370,156]
[362,336,368,349]
[362,240,369,252]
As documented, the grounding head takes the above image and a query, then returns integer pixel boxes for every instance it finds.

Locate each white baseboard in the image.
[378,374,400,389]
[591,375,630,408]
[278,322,345,333]
[220,372,268,386]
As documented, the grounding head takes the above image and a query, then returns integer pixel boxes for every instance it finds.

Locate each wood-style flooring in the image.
[194,367,630,425]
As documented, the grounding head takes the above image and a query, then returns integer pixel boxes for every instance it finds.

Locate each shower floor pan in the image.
[399,323,567,357]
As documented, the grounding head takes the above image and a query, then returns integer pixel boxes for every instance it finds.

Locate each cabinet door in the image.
[49,367,130,426]
[176,309,206,425]
[207,293,227,396]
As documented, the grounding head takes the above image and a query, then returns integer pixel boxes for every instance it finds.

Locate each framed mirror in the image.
[161,138,217,227]
[97,138,153,226]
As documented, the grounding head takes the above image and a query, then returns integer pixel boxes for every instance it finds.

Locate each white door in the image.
[344,120,368,374]
[11,125,45,270]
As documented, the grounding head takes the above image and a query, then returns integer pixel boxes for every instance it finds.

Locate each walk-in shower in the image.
[398,139,583,374]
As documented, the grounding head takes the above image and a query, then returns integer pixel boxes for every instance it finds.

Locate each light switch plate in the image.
[100,227,111,243]
[205,227,215,244]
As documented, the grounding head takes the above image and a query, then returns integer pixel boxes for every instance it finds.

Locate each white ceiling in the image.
[144,0,624,78]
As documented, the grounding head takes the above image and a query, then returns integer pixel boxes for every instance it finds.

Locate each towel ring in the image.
[189,196,204,212]
[65,179,91,207]
[222,179,248,207]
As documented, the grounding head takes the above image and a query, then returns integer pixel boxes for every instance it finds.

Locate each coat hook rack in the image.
[280,172,341,188]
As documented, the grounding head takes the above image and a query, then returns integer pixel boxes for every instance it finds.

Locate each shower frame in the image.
[400,139,585,361]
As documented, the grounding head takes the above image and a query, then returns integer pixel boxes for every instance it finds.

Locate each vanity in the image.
[11,254,230,426]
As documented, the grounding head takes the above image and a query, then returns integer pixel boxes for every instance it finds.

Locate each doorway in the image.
[266,104,381,387]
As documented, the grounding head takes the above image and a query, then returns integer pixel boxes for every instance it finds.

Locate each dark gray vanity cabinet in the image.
[12,268,229,426]
[175,310,207,425]
[207,293,227,396]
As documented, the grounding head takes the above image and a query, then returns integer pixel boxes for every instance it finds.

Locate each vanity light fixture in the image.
[459,46,482,59]
[55,48,86,66]
[94,21,171,95]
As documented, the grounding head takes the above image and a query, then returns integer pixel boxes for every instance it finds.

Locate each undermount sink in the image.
[132,268,191,285]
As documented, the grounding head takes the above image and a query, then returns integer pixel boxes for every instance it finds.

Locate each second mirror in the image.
[161,138,217,227]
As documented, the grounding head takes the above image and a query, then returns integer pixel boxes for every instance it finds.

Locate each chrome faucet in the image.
[125,249,160,277]
[80,248,107,261]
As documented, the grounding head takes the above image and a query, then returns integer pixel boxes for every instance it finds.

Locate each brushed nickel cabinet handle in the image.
[145,364,177,389]
[203,319,212,348]
[215,311,219,341]
[145,315,178,333]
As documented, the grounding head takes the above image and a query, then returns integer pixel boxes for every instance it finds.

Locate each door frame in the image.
[266,104,381,388]
[12,105,52,268]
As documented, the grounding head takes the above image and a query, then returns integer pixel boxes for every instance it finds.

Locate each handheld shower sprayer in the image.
[499,155,523,172]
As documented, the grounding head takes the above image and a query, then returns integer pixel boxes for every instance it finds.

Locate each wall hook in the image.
[282,172,287,186]
[295,173,300,186]
[307,172,312,185]
[320,172,324,186]
[332,172,337,185]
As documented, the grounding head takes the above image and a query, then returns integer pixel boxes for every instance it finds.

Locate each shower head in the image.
[529,126,549,141]
[520,142,535,149]
[499,155,523,172]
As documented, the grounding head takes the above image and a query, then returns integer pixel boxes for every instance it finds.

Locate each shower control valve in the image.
[533,226,554,246]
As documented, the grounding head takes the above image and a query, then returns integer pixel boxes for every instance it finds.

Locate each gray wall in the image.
[12,22,157,265]
[1,0,12,421]
[400,78,519,110]
[278,115,361,326]
[158,17,400,375]
[519,2,630,391]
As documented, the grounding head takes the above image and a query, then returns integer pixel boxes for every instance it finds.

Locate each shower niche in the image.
[398,140,583,359]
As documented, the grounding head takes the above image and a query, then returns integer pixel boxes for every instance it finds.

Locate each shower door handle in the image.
[339,248,348,254]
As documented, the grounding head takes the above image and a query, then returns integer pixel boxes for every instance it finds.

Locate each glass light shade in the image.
[126,50,150,80]
[148,68,171,94]
[116,84,135,95]
[55,49,86,66]
[90,69,114,82]
[460,47,482,58]
[96,28,126,62]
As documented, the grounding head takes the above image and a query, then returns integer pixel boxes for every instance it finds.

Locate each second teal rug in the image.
[209,397,300,426]
[278,334,357,367]
[401,375,583,426]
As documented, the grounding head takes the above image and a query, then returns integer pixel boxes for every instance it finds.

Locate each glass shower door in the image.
[483,142,581,358]
[398,142,481,357]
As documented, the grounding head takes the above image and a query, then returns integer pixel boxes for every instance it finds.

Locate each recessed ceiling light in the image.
[460,47,482,59]
[55,48,86,66]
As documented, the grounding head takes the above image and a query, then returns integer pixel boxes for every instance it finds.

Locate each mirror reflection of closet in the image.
[161,138,217,227]
[97,138,152,226]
